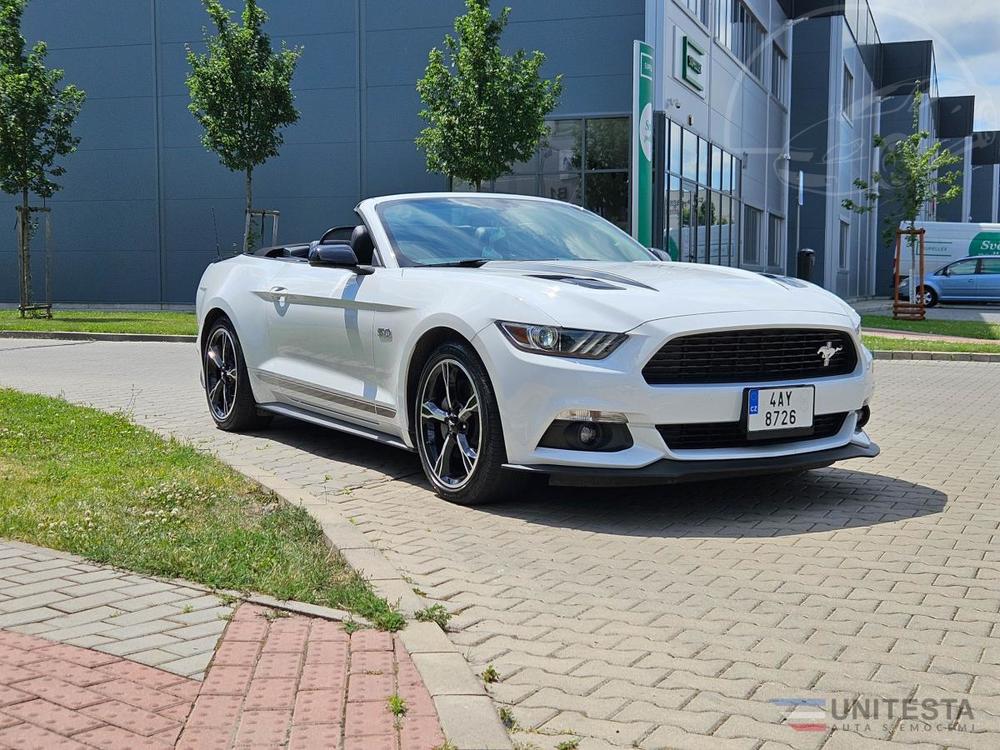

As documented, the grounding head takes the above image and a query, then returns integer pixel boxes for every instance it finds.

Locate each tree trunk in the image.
[17,189,31,316]
[243,168,253,253]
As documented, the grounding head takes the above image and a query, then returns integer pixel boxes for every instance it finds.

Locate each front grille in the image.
[642,329,858,385]
[657,412,848,450]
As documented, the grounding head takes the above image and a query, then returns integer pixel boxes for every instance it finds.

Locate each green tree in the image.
[186,0,300,250]
[844,89,961,244]
[0,0,85,314]
[416,0,562,190]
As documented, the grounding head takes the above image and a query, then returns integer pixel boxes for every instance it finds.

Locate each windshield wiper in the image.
[420,258,491,268]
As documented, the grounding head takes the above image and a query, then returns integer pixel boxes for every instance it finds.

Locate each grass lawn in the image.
[0,310,197,336]
[0,389,404,630]
[862,314,1000,341]
[863,335,1000,354]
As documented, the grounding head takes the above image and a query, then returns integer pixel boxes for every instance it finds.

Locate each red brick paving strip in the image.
[1,603,447,749]
[183,604,446,749]
[0,628,196,749]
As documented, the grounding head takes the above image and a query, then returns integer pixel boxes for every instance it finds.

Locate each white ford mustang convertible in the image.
[196,193,877,505]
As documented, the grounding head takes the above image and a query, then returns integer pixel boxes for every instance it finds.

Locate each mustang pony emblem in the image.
[817,341,843,367]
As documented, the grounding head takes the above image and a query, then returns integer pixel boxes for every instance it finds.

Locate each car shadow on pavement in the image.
[251,418,945,539]
[479,468,948,538]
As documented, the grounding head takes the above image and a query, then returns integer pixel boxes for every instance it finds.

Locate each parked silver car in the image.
[900,255,1000,306]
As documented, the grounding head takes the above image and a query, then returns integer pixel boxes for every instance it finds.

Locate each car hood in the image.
[417,261,856,332]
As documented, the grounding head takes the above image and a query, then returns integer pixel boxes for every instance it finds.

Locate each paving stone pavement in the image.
[0,599,444,749]
[0,538,233,678]
[2,339,1000,749]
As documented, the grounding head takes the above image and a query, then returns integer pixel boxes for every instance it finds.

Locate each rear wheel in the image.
[414,342,524,505]
[203,318,270,432]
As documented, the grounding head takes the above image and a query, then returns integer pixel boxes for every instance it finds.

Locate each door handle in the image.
[270,286,287,293]
[270,286,288,305]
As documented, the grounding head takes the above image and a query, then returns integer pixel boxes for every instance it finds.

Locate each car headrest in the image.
[350,225,375,265]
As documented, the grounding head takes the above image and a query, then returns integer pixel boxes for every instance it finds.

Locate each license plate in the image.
[746,386,814,435]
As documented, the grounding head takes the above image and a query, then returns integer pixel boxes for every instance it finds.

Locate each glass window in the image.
[681,181,695,261]
[682,129,698,180]
[377,196,654,266]
[716,0,765,80]
[771,44,788,105]
[767,213,784,268]
[669,120,682,174]
[540,120,582,173]
[839,220,850,269]
[494,175,538,195]
[979,258,1000,274]
[585,118,629,170]
[684,0,709,25]
[711,145,723,190]
[697,138,709,186]
[584,172,629,231]
[666,175,682,260]
[948,259,979,275]
[843,66,854,120]
[743,206,762,265]
[540,173,582,205]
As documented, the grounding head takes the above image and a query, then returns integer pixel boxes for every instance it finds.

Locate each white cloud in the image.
[868,0,1000,130]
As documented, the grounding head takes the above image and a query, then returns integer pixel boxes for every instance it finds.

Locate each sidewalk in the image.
[0,540,445,749]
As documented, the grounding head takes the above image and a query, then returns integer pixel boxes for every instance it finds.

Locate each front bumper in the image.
[506,439,880,486]
[474,310,876,473]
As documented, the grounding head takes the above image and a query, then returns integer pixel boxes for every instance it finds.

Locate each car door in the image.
[256,259,386,426]
[975,257,1000,301]
[937,258,979,300]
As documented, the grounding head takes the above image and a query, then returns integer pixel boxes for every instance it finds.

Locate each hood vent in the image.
[528,274,624,290]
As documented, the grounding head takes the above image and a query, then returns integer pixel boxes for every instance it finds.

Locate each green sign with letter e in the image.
[970,231,1000,255]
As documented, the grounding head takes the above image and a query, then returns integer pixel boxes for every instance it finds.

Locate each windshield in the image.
[375,196,655,267]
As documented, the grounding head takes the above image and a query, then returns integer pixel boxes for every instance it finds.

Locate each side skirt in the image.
[258,402,414,452]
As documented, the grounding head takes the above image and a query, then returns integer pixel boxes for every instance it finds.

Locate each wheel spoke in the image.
[206,328,238,421]
[441,362,453,411]
[457,393,478,422]
[206,347,223,370]
[421,401,448,422]
[433,434,454,477]
[456,434,476,475]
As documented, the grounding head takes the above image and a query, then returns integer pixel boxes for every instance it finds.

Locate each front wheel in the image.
[414,342,524,505]
[203,318,271,432]
[921,287,939,307]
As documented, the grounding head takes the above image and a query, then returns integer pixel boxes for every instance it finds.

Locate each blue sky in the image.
[868,0,1000,130]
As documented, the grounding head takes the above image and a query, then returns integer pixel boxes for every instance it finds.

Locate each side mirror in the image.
[649,248,672,261]
[308,245,375,275]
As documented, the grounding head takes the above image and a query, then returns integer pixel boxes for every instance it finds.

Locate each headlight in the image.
[496,321,626,359]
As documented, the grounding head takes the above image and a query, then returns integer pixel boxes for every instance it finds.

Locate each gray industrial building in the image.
[1,0,997,306]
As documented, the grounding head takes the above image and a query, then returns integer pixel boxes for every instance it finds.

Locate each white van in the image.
[909,221,1000,269]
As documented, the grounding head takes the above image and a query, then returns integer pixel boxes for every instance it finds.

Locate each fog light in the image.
[577,423,600,446]
[538,420,633,452]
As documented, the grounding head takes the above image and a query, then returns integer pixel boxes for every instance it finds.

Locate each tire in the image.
[921,287,939,307]
[413,341,525,505]
[202,317,271,432]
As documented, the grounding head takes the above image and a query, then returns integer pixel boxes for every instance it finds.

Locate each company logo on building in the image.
[681,36,704,92]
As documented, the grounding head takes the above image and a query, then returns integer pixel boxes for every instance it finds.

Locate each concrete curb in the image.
[871,349,1000,362]
[225,464,512,750]
[0,329,197,343]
